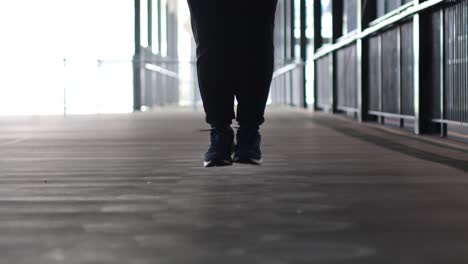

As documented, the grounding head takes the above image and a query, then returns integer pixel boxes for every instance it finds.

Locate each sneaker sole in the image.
[203,159,233,168]
[233,157,263,165]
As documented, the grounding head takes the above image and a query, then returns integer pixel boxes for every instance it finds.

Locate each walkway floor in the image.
[1,108,468,264]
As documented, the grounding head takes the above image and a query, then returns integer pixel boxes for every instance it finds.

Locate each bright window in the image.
[0,0,134,115]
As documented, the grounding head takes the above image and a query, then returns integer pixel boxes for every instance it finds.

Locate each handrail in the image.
[272,60,304,79]
[313,0,446,60]
[143,60,305,80]
[62,58,305,81]
[145,63,179,79]
[368,1,414,27]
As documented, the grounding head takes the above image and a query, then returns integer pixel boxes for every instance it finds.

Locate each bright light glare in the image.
[177,0,198,107]
[0,0,134,115]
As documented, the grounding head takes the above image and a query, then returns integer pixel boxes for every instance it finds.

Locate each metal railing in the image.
[135,57,305,109]
[270,60,305,106]
[313,0,468,135]
[132,0,301,111]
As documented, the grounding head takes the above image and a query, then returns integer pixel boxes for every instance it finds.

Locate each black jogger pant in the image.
[187,0,278,128]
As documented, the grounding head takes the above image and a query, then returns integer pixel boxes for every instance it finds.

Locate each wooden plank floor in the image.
[1,108,468,264]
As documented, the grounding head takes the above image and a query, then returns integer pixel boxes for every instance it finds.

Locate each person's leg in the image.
[187,0,236,128]
[187,0,237,167]
[235,0,278,128]
[233,1,278,165]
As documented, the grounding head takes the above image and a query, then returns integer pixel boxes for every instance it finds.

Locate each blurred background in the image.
[1,0,466,139]
[0,0,312,116]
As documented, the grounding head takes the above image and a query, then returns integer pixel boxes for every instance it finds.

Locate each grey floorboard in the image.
[1,108,468,264]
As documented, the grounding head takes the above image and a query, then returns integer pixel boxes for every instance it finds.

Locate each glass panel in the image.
[342,0,357,35]
[321,0,333,44]
[152,0,160,54]
[375,0,411,18]
[177,0,195,106]
[141,0,149,47]
[294,0,301,40]
[377,0,386,17]
[305,0,314,106]
[161,0,168,57]
[386,0,402,13]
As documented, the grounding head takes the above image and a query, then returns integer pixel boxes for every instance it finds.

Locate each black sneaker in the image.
[204,127,234,167]
[233,127,262,165]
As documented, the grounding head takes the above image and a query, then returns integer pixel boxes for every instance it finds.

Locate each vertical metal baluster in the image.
[461,0,468,122]
[451,4,454,123]
[134,0,142,111]
[462,0,468,122]
[458,1,460,123]
[461,0,465,123]
[398,24,403,128]
[457,2,461,123]
[455,2,458,122]
[456,3,460,123]
[441,9,447,136]
[453,3,456,122]
[413,0,421,134]
[379,34,385,124]
[445,6,449,123]
[453,3,457,122]
[460,0,463,123]
[448,5,452,122]
[357,0,363,121]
